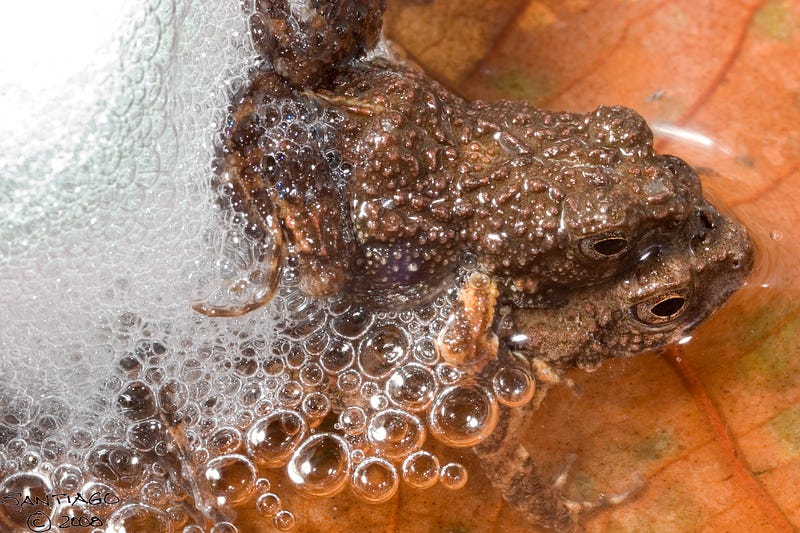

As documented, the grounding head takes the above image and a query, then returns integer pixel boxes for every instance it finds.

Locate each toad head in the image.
[463,105,718,303]
[506,195,754,369]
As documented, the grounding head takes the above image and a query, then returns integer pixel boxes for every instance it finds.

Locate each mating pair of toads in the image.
[195,1,754,530]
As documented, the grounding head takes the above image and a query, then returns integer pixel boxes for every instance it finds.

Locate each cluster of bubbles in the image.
[1,260,538,532]
[0,0,540,532]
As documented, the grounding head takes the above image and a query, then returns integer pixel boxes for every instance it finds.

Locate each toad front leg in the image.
[436,271,499,370]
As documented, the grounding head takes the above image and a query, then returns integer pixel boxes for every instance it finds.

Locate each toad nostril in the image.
[698,209,716,230]
[691,209,718,249]
[650,296,686,319]
[691,233,710,249]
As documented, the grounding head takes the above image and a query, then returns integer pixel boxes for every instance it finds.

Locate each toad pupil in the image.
[188,1,755,531]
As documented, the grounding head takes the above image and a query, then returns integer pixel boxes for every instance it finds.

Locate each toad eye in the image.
[632,293,689,326]
[579,233,630,259]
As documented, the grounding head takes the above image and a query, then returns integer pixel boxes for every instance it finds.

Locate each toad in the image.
[194,0,754,530]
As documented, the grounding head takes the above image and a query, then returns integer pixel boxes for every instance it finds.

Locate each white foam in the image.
[0,0,254,405]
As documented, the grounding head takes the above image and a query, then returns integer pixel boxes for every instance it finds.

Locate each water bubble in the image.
[326,296,351,316]
[210,522,238,533]
[144,366,166,385]
[21,451,40,469]
[199,418,217,437]
[233,356,259,379]
[237,410,254,429]
[439,462,468,490]
[398,310,415,323]
[6,437,26,458]
[117,380,157,420]
[207,427,243,455]
[118,354,144,378]
[190,445,211,465]
[277,381,304,407]
[337,370,362,392]
[86,444,144,489]
[240,383,263,406]
[350,448,366,464]
[319,341,355,374]
[201,394,224,416]
[256,492,281,516]
[79,481,121,519]
[282,290,311,314]
[213,374,242,396]
[0,472,52,529]
[428,385,499,447]
[154,441,169,456]
[264,356,286,376]
[285,346,307,369]
[274,510,296,531]
[459,252,478,269]
[367,409,425,459]
[303,330,330,356]
[301,391,331,420]
[126,419,163,451]
[142,480,168,506]
[360,381,380,400]
[386,363,437,412]
[369,394,389,410]
[492,366,535,407]
[166,505,189,528]
[331,306,373,339]
[178,403,201,427]
[255,400,275,416]
[40,437,68,463]
[255,477,271,493]
[100,417,126,440]
[287,433,351,496]
[338,406,367,435]
[359,324,408,379]
[180,358,204,383]
[246,409,308,467]
[0,389,34,426]
[53,463,83,492]
[351,457,399,504]
[298,362,324,387]
[183,525,204,533]
[402,451,440,489]
[106,503,173,533]
[283,311,324,343]
[69,428,94,450]
[263,378,281,393]
[202,454,257,505]
[434,363,463,385]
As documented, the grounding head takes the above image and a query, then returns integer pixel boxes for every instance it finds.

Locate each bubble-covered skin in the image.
[245,0,386,87]
[206,59,711,313]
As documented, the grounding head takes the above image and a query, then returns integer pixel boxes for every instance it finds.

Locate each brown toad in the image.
[196,59,714,317]
[193,0,754,530]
